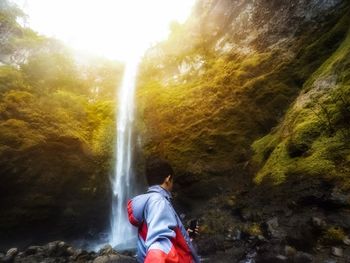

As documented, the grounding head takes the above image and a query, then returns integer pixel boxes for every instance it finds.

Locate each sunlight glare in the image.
[13,0,196,61]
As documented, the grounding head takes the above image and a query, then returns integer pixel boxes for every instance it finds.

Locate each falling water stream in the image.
[109,55,142,249]
[106,1,196,250]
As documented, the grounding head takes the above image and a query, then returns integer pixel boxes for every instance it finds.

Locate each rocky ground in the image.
[0,242,136,263]
[194,182,350,263]
[202,217,350,263]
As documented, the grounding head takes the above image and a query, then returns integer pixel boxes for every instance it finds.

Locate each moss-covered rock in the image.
[136,0,350,204]
[253,22,350,188]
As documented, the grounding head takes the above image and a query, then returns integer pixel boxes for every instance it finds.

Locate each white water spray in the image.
[105,0,196,250]
[109,55,141,249]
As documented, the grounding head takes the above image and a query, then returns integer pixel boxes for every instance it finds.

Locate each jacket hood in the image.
[128,185,171,227]
[147,185,172,200]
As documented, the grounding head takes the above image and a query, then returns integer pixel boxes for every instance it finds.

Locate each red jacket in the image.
[127,185,200,263]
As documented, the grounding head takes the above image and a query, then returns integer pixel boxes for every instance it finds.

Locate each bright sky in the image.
[13,0,196,61]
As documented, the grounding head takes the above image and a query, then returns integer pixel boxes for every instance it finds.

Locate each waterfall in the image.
[109,55,141,249]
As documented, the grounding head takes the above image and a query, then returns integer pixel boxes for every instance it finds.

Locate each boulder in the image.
[66,246,76,256]
[24,246,42,256]
[6,248,18,258]
[331,247,343,257]
[263,217,285,239]
[275,255,288,262]
[343,236,350,246]
[93,254,136,263]
[98,244,116,256]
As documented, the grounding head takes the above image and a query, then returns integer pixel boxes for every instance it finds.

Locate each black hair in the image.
[145,157,174,186]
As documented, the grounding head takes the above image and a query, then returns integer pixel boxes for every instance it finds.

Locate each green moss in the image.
[252,133,279,164]
[322,226,346,245]
[0,66,28,93]
[304,18,350,88]
[286,117,322,157]
[254,108,349,184]
[0,118,45,150]
[254,142,291,185]
[135,1,350,198]
[244,223,263,237]
[296,7,350,83]
[291,138,337,177]
[253,25,350,185]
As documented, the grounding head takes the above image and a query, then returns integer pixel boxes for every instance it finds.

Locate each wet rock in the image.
[17,252,25,258]
[257,235,265,241]
[99,244,116,256]
[331,247,343,257]
[93,254,136,263]
[118,250,134,257]
[263,217,285,239]
[58,241,67,249]
[343,236,350,246]
[66,246,76,256]
[67,248,88,261]
[6,248,18,258]
[44,240,70,257]
[275,255,288,262]
[44,241,58,256]
[75,248,84,256]
[266,217,278,230]
[74,249,90,261]
[24,246,42,256]
[2,248,18,263]
[0,241,136,263]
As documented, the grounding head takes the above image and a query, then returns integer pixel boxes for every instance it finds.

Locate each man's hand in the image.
[187,227,199,241]
[187,219,200,241]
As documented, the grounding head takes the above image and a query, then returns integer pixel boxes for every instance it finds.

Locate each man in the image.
[127,158,200,263]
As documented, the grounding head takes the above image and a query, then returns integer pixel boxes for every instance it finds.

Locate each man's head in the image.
[145,157,174,191]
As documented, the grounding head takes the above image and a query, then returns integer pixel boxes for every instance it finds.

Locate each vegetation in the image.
[253,26,350,188]
[321,226,347,245]
[136,1,350,195]
[0,0,123,237]
[244,223,262,237]
[1,0,350,249]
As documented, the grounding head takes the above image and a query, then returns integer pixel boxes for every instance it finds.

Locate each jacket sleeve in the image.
[144,197,179,263]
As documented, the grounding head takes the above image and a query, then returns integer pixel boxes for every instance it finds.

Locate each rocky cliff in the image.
[0,0,122,249]
[136,0,350,261]
[1,0,350,261]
